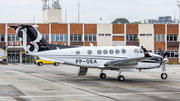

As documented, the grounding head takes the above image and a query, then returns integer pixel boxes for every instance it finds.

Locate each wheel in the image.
[54,62,59,66]
[38,62,43,66]
[161,73,168,79]
[117,75,125,81]
[100,73,106,79]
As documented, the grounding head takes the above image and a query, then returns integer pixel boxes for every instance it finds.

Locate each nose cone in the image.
[163,58,169,63]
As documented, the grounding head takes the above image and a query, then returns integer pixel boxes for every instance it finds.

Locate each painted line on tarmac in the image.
[13,83,180,88]
[0,92,180,99]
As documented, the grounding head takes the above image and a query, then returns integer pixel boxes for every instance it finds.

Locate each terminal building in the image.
[0,23,179,64]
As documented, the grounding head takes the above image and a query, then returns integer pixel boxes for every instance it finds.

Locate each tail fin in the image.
[9,25,50,53]
[10,24,78,53]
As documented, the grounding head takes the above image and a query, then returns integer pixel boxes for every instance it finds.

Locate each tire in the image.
[100,73,106,79]
[118,75,125,81]
[38,62,43,66]
[161,73,168,79]
[54,62,59,66]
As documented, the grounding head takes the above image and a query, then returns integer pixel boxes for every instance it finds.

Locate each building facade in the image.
[0,23,179,64]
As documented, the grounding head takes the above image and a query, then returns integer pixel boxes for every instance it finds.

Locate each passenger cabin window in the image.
[97,50,102,55]
[75,51,80,55]
[109,50,114,54]
[140,49,144,53]
[87,50,92,55]
[103,50,108,54]
[115,49,120,54]
[121,49,126,54]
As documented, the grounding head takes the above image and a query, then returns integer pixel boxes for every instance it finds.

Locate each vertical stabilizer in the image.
[9,25,50,53]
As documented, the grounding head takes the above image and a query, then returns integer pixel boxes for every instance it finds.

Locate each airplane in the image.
[9,24,169,81]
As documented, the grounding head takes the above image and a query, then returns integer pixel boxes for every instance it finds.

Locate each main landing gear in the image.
[100,69,106,79]
[117,70,125,81]
[99,69,125,81]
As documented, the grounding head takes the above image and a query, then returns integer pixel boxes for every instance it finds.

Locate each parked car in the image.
[34,60,60,66]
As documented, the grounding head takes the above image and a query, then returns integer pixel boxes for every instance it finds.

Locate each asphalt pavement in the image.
[0,64,179,101]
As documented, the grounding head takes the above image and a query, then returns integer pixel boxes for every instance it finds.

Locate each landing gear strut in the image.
[100,69,106,79]
[117,70,125,81]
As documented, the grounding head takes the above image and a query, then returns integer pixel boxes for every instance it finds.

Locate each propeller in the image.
[141,46,148,52]
[159,48,167,72]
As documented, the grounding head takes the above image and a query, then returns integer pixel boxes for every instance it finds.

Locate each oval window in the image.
[103,50,108,54]
[75,51,80,55]
[115,49,120,54]
[134,49,138,53]
[97,50,102,55]
[109,49,114,54]
[87,50,92,55]
[121,49,126,54]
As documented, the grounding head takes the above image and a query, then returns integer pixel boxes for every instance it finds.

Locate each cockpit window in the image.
[134,49,139,53]
[140,49,144,53]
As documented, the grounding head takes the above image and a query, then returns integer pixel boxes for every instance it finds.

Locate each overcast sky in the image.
[0,0,179,23]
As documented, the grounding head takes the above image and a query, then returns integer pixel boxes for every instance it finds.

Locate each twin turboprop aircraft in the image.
[10,25,169,81]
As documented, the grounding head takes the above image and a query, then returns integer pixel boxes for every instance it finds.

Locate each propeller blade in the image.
[141,46,144,49]
[159,48,163,58]
[163,51,167,59]
[159,48,163,61]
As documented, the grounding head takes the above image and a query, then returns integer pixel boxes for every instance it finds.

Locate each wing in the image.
[104,57,150,67]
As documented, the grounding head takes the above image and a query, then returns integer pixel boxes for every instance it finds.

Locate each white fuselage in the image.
[28,46,163,71]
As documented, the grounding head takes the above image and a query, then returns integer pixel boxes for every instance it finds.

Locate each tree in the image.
[111,18,130,24]
[131,21,142,24]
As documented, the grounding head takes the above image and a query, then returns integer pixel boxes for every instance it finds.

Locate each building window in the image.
[154,34,165,42]
[70,34,82,41]
[154,51,178,58]
[8,34,19,41]
[22,53,35,63]
[167,34,177,41]
[154,51,165,55]
[51,34,68,42]
[8,51,20,63]
[99,34,104,36]
[105,34,111,36]
[147,34,152,36]
[126,34,137,41]
[166,51,178,58]
[140,34,145,36]
[85,34,96,41]
[0,34,4,42]
[42,34,49,41]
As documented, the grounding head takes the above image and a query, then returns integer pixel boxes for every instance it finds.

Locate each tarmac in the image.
[0,64,179,101]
